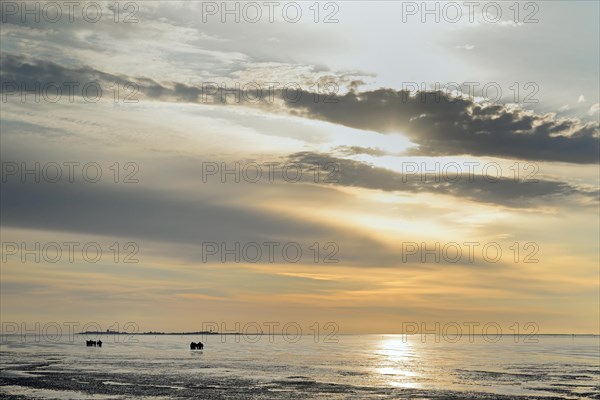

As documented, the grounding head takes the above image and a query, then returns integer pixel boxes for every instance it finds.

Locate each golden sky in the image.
[1,1,599,334]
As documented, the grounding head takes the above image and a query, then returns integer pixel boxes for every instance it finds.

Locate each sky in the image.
[0,1,599,334]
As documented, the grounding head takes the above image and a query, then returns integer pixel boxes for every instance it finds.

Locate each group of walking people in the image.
[84,339,204,350]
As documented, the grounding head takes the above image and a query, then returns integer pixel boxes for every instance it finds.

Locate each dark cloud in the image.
[0,180,328,244]
[284,90,600,164]
[0,53,143,97]
[2,53,598,164]
[334,146,391,157]
[1,175,527,269]
[0,53,244,103]
[0,180,401,267]
[287,152,599,208]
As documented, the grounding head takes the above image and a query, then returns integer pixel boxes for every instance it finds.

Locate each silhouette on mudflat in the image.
[190,342,204,350]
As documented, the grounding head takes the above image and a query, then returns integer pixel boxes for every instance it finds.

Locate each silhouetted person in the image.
[190,342,196,350]
[198,342,204,350]
[97,340,102,347]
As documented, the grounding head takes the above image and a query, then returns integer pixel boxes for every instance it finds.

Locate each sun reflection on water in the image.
[375,335,422,389]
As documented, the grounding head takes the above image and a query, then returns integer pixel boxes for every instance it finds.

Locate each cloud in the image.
[0,180,406,268]
[287,152,599,208]
[333,146,391,157]
[2,53,598,164]
[0,180,329,245]
[283,90,600,164]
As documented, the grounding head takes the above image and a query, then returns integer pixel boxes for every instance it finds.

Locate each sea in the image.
[1,334,598,399]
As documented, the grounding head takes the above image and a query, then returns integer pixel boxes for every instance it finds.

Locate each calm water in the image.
[1,334,598,399]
